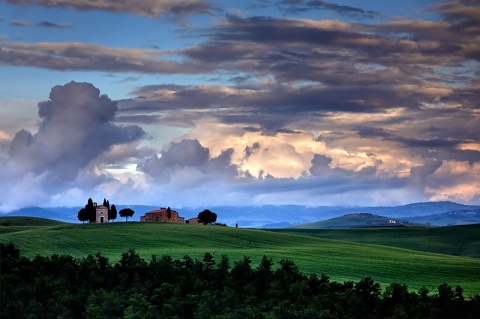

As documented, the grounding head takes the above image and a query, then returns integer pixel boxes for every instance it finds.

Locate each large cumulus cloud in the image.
[0,82,145,210]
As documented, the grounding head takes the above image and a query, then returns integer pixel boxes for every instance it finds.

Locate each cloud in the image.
[2,0,212,19]
[1,81,145,209]
[422,160,480,202]
[277,0,378,19]
[10,19,30,27]
[123,83,411,124]
[1,1,479,210]
[245,142,260,159]
[36,21,72,28]
[131,128,424,208]
[0,42,205,74]
[309,154,333,176]
[434,0,480,23]
[138,139,239,180]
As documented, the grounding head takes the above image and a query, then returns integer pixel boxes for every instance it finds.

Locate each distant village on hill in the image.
[77,198,222,226]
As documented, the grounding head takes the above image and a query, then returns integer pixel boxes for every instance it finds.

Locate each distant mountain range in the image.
[293,209,480,229]
[403,209,480,227]
[2,201,479,228]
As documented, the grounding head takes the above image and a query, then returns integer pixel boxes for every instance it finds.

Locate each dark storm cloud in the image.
[206,3,477,73]
[180,14,476,89]
[128,83,411,112]
[355,126,467,149]
[435,0,480,23]
[36,21,71,28]
[203,15,361,45]
[410,159,443,183]
[138,139,239,179]
[1,0,212,19]
[309,154,333,176]
[7,81,145,182]
[277,0,378,19]
[2,1,478,85]
[245,142,261,158]
[355,125,480,163]
[0,42,207,74]
[121,83,423,132]
[309,154,376,178]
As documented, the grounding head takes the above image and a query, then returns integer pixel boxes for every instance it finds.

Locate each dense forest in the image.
[1,243,479,319]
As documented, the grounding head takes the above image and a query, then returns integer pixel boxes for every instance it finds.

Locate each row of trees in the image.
[77,200,217,225]
[77,198,135,223]
[2,243,479,319]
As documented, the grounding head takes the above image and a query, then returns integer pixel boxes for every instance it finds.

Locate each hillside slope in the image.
[270,224,480,259]
[0,216,66,234]
[293,213,416,229]
[1,222,480,295]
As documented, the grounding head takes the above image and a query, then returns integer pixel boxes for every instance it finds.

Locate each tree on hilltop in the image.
[85,198,96,223]
[197,209,217,225]
[103,198,110,210]
[109,204,117,222]
[77,208,88,223]
[119,208,135,222]
[167,207,171,221]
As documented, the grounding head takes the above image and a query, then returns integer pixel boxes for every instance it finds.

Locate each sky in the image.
[0,0,479,212]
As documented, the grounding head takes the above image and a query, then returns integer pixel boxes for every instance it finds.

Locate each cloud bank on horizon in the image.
[0,0,479,211]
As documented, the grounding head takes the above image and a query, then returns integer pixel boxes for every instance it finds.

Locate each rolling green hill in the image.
[0,216,66,234]
[270,224,480,259]
[294,213,417,229]
[1,221,480,296]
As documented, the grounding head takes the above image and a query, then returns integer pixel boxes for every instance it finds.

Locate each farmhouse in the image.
[140,207,185,223]
[93,203,108,223]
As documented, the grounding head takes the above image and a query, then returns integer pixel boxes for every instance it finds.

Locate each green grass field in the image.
[2,218,480,296]
[0,216,66,234]
[268,224,480,258]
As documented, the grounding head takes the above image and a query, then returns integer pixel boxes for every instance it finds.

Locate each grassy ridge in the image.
[293,214,414,229]
[0,216,65,227]
[2,221,480,296]
[0,216,66,234]
[269,224,480,258]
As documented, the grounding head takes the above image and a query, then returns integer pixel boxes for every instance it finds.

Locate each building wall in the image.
[187,218,199,224]
[95,206,109,223]
[140,209,184,223]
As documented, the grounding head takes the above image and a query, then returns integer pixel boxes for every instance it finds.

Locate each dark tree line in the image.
[2,243,479,319]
